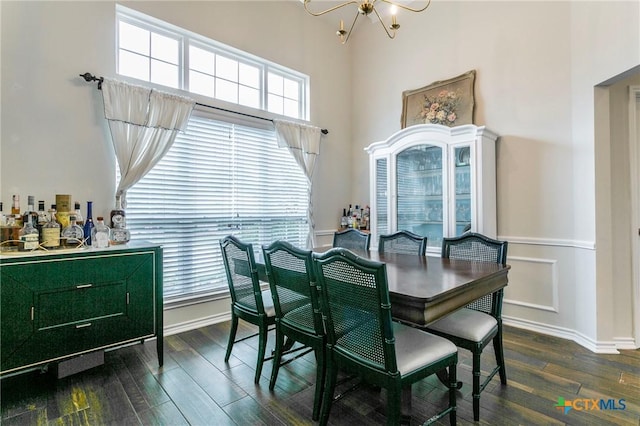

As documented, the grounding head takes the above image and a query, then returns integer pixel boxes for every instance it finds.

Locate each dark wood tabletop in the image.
[310,247,510,326]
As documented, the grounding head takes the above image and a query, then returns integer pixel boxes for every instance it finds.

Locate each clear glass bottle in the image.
[340,208,348,228]
[22,196,38,228]
[83,201,95,246]
[0,202,6,227]
[37,200,48,225]
[73,202,84,227]
[18,208,39,251]
[11,195,20,216]
[61,215,84,247]
[36,201,47,242]
[42,206,60,249]
[11,195,22,227]
[91,216,111,249]
[110,195,126,229]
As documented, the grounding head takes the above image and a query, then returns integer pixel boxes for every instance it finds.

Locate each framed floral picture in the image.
[401,70,476,128]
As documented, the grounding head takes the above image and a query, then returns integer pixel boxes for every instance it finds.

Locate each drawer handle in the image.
[75,323,92,329]
[76,284,93,289]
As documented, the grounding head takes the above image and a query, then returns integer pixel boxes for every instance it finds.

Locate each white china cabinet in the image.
[365,124,498,254]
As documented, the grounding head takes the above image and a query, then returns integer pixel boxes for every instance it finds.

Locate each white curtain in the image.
[102,78,195,207]
[274,119,323,249]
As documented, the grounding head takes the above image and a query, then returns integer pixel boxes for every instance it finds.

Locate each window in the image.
[123,109,309,301]
[116,5,309,120]
[117,20,181,88]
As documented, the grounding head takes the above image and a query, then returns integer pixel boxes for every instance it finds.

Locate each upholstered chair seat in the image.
[427,308,498,344]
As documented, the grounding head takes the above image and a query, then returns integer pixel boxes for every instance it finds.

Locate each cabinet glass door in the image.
[375,158,388,236]
[454,146,472,236]
[396,145,443,250]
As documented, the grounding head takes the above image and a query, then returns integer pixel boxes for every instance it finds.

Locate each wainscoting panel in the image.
[504,256,558,313]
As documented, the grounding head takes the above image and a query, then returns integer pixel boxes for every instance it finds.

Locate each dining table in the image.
[255,246,511,420]
[305,247,511,327]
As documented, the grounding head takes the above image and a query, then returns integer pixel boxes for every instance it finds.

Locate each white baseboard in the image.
[503,316,624,354]
[164,312,231,337]
[613,337,639,350]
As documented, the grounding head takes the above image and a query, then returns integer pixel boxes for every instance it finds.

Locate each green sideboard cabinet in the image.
[0,241,163,377]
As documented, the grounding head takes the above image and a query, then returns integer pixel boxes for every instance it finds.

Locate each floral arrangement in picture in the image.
[418,89,462,126]
[401,70,475,129]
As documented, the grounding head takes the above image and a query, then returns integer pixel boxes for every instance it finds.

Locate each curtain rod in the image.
[80,72,328,135]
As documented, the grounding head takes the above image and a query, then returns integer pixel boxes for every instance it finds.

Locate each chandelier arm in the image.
[380,0,432,13]
[340,10,362,44]
[372,6,396,39]
[303,0,360,17]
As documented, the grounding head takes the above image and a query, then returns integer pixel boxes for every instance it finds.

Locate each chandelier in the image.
[302,0,431,44]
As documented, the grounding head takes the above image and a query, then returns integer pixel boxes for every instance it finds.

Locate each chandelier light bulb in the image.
[390,5,399,30]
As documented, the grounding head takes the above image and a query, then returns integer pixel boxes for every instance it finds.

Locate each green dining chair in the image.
[426,232,508,421]
[332,228,371,252]
[262,240,326,421]
[314,248,458,426]
[220,235,275,384]
[378,230,427,255]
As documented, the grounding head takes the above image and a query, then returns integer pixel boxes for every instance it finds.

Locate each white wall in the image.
[0,1,352,330]
[348,1,639,351]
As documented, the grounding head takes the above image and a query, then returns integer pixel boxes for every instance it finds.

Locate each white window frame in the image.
[116,5,309,120]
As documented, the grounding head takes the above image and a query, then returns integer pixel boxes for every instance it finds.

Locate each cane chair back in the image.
[442,232,508,317]
[221,235,267,316]
[315,248,392,372]
[378,230,427,256]
[263,241,322,336]
[332,228,371,252]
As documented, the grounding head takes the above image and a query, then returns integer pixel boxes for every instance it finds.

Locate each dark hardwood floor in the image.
[1,323,638,425]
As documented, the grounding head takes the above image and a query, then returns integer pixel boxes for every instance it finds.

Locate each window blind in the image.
[124,108,309,301]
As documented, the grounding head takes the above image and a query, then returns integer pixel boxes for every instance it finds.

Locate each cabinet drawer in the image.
[38,281,128,330]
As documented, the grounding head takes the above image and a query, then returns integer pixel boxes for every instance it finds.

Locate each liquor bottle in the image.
[110,222,130,245]
[55,195,71,230]
[36,201,47,240]
[91,217,110,248]
[11,195,22,227]
[83,201,95,246]
[110,195,126,229]
[41,206,60,248]
[61,215,84,247]
[363,205,370,230]
[73,202,84,226]
[0,202,6,227]
[354,204,361,227]
[22,196,39,228]
[340,208,348,228]
[11,195,20,216]
[37,201,47,224]
[18,208,39,251]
